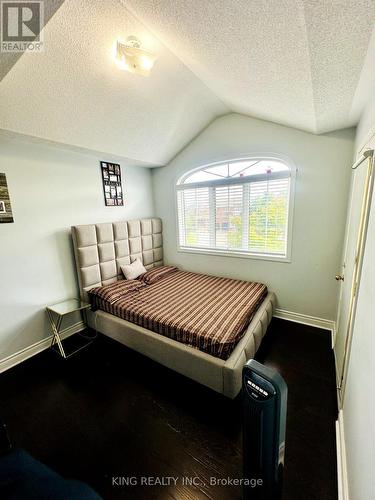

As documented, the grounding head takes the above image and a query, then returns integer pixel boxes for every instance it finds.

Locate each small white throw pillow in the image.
[121,259,146,280]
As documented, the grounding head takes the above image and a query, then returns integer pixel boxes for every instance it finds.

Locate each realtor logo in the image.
[1,0,44,52]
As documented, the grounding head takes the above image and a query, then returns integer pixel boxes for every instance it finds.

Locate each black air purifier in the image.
[242,359,287,500]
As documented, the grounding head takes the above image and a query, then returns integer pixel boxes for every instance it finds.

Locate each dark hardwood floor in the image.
[0,318,337,499]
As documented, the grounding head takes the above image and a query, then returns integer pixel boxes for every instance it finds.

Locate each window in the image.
[176,158,294,261]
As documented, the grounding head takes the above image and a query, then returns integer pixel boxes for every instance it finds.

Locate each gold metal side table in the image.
[46,299,93,359]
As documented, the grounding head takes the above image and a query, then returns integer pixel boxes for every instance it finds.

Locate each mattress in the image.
[89,267,268,360]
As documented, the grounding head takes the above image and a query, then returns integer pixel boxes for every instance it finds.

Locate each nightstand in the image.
[46,299,95,358]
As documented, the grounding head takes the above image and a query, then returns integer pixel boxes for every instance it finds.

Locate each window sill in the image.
[177,246,291,263]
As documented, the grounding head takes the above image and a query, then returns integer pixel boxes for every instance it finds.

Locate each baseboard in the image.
[274,308,336,335]
[336,410,349,500]
[333,345,344,409]
[0,310,335,374]
[0,321,85,374]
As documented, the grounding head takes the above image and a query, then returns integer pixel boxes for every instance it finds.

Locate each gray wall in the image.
[342,101,375,500]
[0,134,154,362]
[153,113,355,320]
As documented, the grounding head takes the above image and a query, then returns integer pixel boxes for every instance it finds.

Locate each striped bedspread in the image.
[89,268,268,360]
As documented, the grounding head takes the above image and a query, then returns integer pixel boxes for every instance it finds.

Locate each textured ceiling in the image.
[0,0,227,166]
[126,0,375,134]
[0,0,65,82]
[1,0,375,165]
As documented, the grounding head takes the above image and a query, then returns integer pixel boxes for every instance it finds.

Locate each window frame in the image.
[175,155,296,263]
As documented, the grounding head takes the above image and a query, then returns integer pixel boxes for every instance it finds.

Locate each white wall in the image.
[355,95,375,152]
[0,134,154,362]
[341,111,375,500]
[153,113,355,320]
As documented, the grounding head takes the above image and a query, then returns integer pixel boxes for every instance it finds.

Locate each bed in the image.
[72,218,275,398]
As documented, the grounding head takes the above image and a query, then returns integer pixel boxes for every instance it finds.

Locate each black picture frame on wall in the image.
[100,162,123,206]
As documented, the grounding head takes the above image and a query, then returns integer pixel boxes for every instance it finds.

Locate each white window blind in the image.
[177,159,293,259]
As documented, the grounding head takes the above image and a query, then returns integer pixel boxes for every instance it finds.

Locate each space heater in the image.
[242,359,287,500]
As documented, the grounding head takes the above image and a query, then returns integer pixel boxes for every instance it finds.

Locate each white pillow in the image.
[121,259,146,280]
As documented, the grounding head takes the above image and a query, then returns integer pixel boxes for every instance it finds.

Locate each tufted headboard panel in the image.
[71,218,163,301]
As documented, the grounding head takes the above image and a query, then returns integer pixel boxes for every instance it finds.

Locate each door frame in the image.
[336,149,374,408]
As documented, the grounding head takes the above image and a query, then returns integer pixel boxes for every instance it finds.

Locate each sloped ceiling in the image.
[0,0,65,81]
[0,0,228,166]
[1,0,375,166]
[126,0,375,135]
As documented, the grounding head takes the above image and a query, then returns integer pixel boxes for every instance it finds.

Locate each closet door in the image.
[335,151,374,406]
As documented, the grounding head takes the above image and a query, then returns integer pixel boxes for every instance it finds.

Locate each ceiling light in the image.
[115,36,156,76]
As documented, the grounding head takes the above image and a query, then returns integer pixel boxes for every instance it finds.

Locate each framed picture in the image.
[100,162,124,206]
[0,174,14,223]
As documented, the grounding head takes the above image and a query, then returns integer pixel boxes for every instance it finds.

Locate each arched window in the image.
[176,157,295,260]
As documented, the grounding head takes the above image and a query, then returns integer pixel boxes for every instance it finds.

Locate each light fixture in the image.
[115,36,156,76]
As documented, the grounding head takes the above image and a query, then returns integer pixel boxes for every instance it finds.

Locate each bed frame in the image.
[71,218,275,398]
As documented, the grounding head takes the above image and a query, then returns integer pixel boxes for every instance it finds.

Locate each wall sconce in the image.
[115,36,156,76]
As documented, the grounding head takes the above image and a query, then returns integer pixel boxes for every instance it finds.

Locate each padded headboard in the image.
[71,218,163,301]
